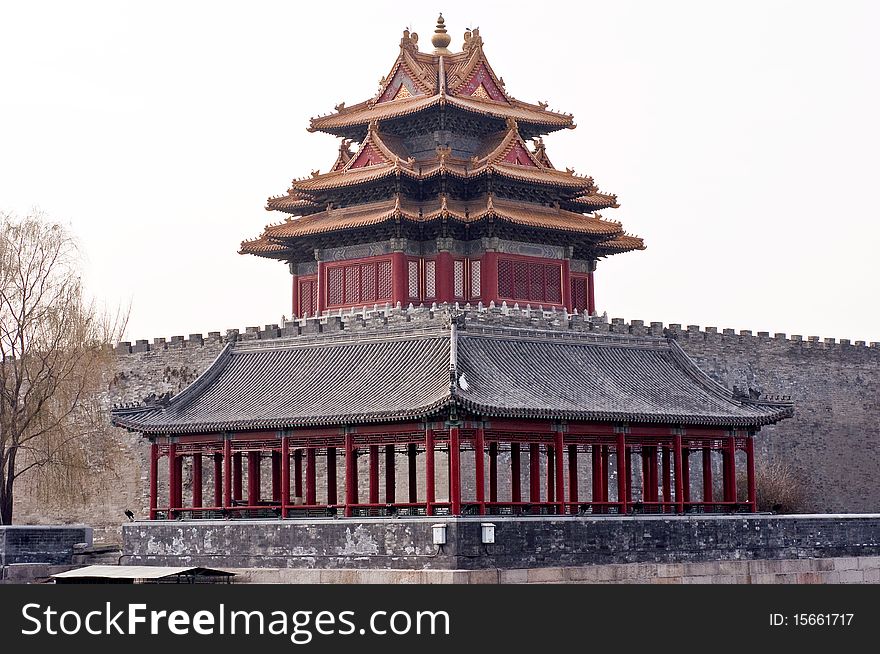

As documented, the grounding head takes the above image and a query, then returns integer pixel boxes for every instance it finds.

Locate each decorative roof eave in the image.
[112,397,454,435]
[308,92,573,135]
[265,195,324,215]
[592,234,646,255]
[451,396,793,428]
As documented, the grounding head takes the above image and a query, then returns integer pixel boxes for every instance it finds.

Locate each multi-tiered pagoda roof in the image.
[241,16,642,284]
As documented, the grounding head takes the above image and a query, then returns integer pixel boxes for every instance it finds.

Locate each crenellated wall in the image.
[11,304,880,540]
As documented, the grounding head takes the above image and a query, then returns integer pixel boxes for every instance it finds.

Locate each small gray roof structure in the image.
[111,319,792,434]
[52,565,234,582]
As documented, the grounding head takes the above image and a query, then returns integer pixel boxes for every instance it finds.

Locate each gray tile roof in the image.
[111,325,792,434]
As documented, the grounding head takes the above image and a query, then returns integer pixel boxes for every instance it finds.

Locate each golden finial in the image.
[432,13,452,54]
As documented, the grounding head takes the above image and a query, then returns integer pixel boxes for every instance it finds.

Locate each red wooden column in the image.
[601,445,610,503]
[724,435,737,505]
[233,452,243,502]
[616,433,628,514]
[327,447,338,505]
[673,434,684,513]
[435,250,454,303]
[641,447,651,502]
[306,448,317,505]
[192,454,203,509]
[271,450,281,503]
[213,452,223,508]
[746,435,757,512]
[529,443,540,507]
[554,430,565,513]
[425,428,435,515]
[293,450,303,500]
[449,426,462,515]
[385,445,396,504]
[280,435,290,518]
[167,443,178,519]
[510,443,521,503]
[315,260,326,315]
[648,447,659,503]
[369,445,380,505]
[407,443,418,504]
[223,439,232,510]
[561,259,571,311]
[481,251,499,303]
[474,427,485,514]
[591,445,601,511]
[661,447,671,512]
[682,447,691,504]
[546,445,556,504]
[149,442,158,520]
[247,451,260,507]
[488,442,498,504]
[391,252,408,306]
[702,446,713,505]
[290,273,299,318]
[568,444,579,507]
[344,434,356,517]
[624,447,633,505]
[587,271,596,315]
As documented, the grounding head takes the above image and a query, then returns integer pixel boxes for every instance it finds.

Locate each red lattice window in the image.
[497,258,563,305]
[326,259,393,308]
[571,275,589,313]
[298,276,317,317]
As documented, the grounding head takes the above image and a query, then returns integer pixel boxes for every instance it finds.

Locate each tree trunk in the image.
[1,450,15,525]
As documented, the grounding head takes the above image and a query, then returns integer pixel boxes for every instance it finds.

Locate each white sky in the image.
[1,1,878,343]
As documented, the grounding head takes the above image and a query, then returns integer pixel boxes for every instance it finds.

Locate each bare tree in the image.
[0,210,126,524]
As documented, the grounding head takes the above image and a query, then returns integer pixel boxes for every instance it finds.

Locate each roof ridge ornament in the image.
[400,28,419,54]
[462,26,482,54]
[432,13,452,54]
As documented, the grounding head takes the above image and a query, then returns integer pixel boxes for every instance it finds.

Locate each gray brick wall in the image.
[11,306,880,540]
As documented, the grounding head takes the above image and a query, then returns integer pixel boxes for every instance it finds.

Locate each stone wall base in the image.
[231,556,880,584]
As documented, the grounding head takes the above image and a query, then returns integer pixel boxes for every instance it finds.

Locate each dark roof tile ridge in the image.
[230,323,450,353]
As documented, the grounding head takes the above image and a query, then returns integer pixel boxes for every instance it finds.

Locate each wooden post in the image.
[369,445,380,505]
[591,444,600,511]
[488,442,498,504]
[587,271,595,315]
[569,444,579,506]
[746,435,756,512]
[703,446,713,504]
[294,449,303,500]
[641,447,651,503]
[213,452,223,509]
[529,443,540,505]
[192,454,203,509]
[344,434,356,516]
[407,443,418,503]
[601,446,610,503]
[223,439,232,510]
[511,442,521,503]
[555,430,565,513]
[625,446,632,505]
[661,446,671,511]
[271,450,281,503]
[682,447,691,504]
[149,442,158,520]
[306,448,316,505]
[392,251,408,306]
[247,451,260,506]
[616,433,627,514]
[449,426,461,515]
[725,435,737,505]
[648,446,659,503]
[474,427,485,514]
[233,452,243,502]
[327,447,337,505]
[385,444,396,504]
[281,435,290,518]
[167,443,178,519]
[546,445,556,504]
[425,428,435,515]
[673,434,684,513]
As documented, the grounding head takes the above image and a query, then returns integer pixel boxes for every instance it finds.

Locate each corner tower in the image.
[241,16,644,317]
